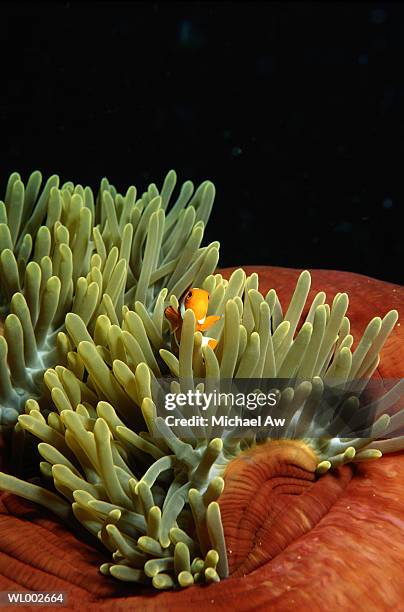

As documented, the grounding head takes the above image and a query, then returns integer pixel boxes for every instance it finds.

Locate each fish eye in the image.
[187,291,193,298]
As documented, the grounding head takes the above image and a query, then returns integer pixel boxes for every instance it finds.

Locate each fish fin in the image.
[165,306,180,331]
[197,315,221,331]
[201,336,218,350]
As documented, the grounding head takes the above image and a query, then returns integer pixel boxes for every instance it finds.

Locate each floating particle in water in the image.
[382,198,393,209]
[174,104,194,124]
[178,19,205,49]
[334,221,353,233]
[369,8,386,25]
[231,146,242,157]
[256,55,275,77]
[179,20,192,45]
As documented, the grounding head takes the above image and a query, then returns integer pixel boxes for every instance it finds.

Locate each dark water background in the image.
[1,1,403,284]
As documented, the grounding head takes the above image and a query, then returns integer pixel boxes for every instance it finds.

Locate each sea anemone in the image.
[0,170,403,605]
[0,170,218,429]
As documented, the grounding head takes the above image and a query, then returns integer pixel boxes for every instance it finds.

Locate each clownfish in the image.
[165,288,220,349]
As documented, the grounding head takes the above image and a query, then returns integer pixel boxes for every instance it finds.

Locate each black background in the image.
[1,1,403,284]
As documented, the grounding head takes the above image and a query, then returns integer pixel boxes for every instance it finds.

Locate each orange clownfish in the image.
[165,288,220,349]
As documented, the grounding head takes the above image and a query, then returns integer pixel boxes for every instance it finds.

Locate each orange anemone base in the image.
[219,440,350,577]
[0,266,403,611]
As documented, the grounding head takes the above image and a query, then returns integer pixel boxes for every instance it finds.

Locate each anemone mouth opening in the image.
[219,440,353,578]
